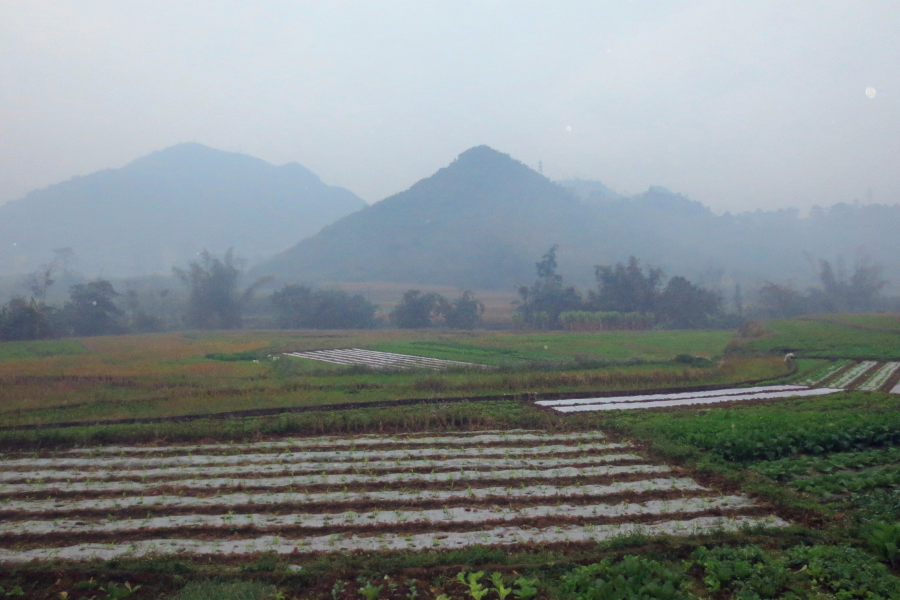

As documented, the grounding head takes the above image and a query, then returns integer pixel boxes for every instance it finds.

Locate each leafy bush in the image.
[692,544,900,600]
[753,446,900,481]
[791,463,900,495]
[863,522,900,568]
[171,580,274,600]
[558,556,691,600]
[560,311,655,332]
[273,284,377,329]
[206,350,262,361]
[786,544,900,599]
[692,545,793,599]
[631,393,900,463]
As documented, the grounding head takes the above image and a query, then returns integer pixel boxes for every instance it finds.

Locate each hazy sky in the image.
[1,1,897,213]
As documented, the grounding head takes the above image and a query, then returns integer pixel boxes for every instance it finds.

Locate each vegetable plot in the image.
[0,430,786,563]
[536,386,840,413]
[283,348,484,370]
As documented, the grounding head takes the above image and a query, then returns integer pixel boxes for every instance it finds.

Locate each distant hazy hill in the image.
[0,143,366,276]
[255,146,604,288]
[255,146,900,291]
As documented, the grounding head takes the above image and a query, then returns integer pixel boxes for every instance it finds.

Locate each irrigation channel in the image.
[0,431,786,563]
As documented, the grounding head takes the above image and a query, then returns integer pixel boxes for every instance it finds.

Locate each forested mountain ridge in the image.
[0,143,366,276]
[255,146,601,288]
[255,145,900,292]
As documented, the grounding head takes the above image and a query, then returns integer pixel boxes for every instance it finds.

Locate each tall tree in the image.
[272,285,377,329]
[63,280,124,336]
[0,297,55,341]
[657,276,722,328]
[444,291,485,329]
[590,256,663,313]
[174,249,268,330]
[390,290,449,328]
[516,245,583,329]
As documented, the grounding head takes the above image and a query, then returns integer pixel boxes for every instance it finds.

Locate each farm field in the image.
[0,328,785,430]
[2,318,900,598]
[745,313,900,360]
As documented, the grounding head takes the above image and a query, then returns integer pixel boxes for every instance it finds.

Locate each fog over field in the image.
[1,2,898,328]
[6,5,900,594]
[2,2,896,212]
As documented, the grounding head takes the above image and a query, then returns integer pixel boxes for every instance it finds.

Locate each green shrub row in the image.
[559,311,655,332]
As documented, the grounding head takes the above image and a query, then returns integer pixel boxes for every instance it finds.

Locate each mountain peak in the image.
[0,145,365,276]
[453,145,530,172]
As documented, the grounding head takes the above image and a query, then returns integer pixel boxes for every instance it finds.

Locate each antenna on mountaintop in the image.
[539,160,543,175]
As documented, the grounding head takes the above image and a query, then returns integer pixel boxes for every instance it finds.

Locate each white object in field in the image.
[0,495,757,536]
[0,441,627,471]
[802,360,852,385]
[283,348,482,370]
[537,385,807,408]
[1,478,707,514]
[0,515,788,563]
[552,387,841,413]
[0,451,640,483]
[858,362,900,391]
[1,463,670,495]
[830,361,878,388]
[58,431,606,456]
[891,381,900,394]
[0,430,788,564]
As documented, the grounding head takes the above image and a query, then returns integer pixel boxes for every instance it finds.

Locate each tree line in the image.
[0,250,488,341]
[514,246,733,330]
[2,246,891,341]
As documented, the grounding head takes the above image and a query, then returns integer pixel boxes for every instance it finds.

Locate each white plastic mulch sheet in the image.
[830,361,878,389]
[283,348,483,370]
[802,360,852,385]
[858,362,900,392]
[0,431,788,563]
[537,386,840,413]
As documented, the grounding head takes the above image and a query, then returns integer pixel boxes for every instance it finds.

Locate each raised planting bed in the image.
[0,430,786,563]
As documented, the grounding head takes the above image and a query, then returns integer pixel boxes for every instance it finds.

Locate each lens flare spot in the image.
[866,87,877,98]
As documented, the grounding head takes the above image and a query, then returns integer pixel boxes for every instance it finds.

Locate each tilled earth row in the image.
[0,430,787,563]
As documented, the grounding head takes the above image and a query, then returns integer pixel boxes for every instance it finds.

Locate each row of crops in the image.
[534,360,900,415]
[803,360,900,392]
[536,385,840,413]
[0,430,786,563]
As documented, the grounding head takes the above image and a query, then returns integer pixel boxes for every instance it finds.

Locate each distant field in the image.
[0,328,784,429]
[3,319,900,599]
[747,314,900,360]
[0,338,85,360]
[372,330,734,366]
[319,281,519,326]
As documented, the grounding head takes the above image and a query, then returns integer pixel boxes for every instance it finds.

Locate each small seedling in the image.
[358,582,383,600]
[512,577,537,600]
[404,580,419,600]
[99,582,140,599]
[457,571,489,600]
[332,581,347,600]
[490,573,512,600]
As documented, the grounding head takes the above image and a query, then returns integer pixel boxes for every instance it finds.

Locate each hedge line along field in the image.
[0,329,788,430]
